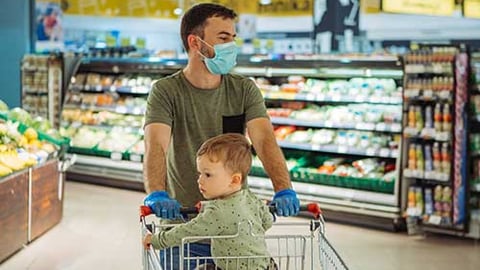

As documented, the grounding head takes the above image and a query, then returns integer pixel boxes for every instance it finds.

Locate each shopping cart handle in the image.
[269,202,322,219]
[140,202,202,218]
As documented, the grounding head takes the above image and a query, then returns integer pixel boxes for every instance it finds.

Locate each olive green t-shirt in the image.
[151,189,274,269]
[144,71,268,207]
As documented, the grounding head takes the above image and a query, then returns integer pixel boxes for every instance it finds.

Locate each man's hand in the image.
[271,189,300,216]
[144,191,181,219]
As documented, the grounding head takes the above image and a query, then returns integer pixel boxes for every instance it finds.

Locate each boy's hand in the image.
[143,233,153,250]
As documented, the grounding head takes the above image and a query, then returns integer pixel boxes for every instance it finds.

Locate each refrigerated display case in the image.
[468,51,480,239]
[61,57,185,190]
[402,45,470,236]
[233,55,405,230]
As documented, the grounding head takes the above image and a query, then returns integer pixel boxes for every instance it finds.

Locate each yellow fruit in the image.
[0,163,13,176]
[28,139,42,149]
[0,153,26,171]
[18,136,28,147]
[24,127,38,141]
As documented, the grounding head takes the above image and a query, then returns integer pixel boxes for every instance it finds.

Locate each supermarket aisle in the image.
[1,181,479,270]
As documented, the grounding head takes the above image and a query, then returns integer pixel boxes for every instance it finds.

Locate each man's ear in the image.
[188,34,201,51]
[231,173,242,186]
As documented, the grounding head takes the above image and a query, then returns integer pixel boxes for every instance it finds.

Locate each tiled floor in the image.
[1,181,479,270]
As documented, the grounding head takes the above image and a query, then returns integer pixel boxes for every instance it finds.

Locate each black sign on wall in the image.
[313,0,360,53]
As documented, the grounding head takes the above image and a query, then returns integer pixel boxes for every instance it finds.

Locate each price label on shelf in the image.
[423,90,433,99]
[110,152,122,161]
[132,107,142,115]
[305,94,315,101]
[391,149,399,158]
[130,154,142,162]
[379,148,390,157]
[366,148,377,156]
[337,146,348,153]
[376,123,386,131]
[435,132,450,141]
[370,96,381,103]
[355,96,366,103]
[311,144,321,151]
[316,94,325,101]
[428,215,442,225]
[324,121,333,128]
[331,95,341,102]
[391,123,402,132]
[116,106,128,114]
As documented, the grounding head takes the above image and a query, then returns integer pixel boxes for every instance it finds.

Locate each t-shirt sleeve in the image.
[260,202,274,231]
[144,80,174,128]
[243,78,268,122]
[151,204,224,249]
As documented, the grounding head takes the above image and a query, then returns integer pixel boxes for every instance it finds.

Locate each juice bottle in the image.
[408,105,416,128]
[434,103,442,132]
[442,104,452,132]
[415,187,424,215]
[432,142,441,173]
[416,144,424,172]
[408,186,416,209]
[424,144,433,172]
[408,143,417,170]
[441,143,451,175]
[425,105,433,128]
[415,106,424,130]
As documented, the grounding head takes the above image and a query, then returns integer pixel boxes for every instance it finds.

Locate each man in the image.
[143,3,300,268]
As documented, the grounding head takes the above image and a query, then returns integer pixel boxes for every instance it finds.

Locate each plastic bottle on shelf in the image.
[424,187,434,216]
[442,104,452,133]
[434,103,443,132]
[424,144,433,172]
[432,142,442,173]
[408,186,416,209]
[415,187,424,215]
[415,106,424,130]
[408,143,417,170]
[441,143,451,175]
[425,105,433,129]
[416,144,424,172]
[408,105,416,128]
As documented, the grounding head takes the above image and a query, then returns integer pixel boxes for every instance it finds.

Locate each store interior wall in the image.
[360,12,480,42]
[0,0,32,108]
[62,15,313,55]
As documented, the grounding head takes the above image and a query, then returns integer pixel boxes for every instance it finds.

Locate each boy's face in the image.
[196,155,237,200]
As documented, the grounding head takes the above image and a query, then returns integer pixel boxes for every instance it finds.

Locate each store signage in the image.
[464,0,480,18]
[64,0,312,18]
[382,0,456,16]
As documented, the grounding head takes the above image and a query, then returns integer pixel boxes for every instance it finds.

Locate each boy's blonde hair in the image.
[196,133,252,182]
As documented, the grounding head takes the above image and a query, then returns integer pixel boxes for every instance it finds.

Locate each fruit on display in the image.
[0,99,8,112]
[96,127,141,152]
[70,126,108,148]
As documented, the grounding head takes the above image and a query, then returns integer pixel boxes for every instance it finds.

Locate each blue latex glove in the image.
[271,189,300,216]
[144,191,181,219]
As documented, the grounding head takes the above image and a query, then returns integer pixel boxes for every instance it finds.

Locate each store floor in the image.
[1,181,479,270]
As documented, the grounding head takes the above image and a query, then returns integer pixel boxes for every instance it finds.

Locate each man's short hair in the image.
[197,133,252,182]
[180,3,237,52]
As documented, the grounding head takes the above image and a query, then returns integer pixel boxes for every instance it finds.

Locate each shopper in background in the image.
[143,133,277,269]
[143,2,299,268]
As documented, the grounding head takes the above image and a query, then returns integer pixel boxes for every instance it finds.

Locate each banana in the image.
[0,163,13,176]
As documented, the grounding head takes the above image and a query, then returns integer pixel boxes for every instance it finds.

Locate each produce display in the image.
[256,76,402,104]
[0,103,60,177]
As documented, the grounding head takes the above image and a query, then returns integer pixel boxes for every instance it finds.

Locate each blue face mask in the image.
[197,37,238,75]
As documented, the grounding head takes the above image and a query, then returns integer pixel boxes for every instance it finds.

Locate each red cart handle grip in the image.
[269,202,322,219]
[140,202,202,218]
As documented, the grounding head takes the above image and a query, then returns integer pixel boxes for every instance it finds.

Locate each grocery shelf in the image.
[270,117,402,133]
[263,92,403,105]
[248,176,400,217]
[278,141,399,159]
[66,154,143,190]
[63,104,145,116]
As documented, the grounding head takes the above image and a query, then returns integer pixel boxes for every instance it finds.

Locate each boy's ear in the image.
[231,173,242,185]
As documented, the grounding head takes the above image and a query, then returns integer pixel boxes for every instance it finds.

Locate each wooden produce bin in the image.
[0,159,64,263]
[0,171,29,263]
[30,159,64,241]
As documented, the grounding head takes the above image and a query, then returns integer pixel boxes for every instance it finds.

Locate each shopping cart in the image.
[140,203,348,270]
